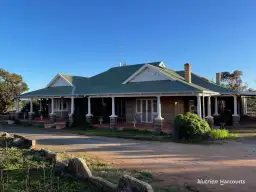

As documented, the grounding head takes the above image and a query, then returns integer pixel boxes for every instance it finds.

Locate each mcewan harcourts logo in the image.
[197,179,246,186]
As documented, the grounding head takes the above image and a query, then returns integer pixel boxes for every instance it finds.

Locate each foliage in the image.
[0,148,98,192]
[20,100,40,116]
[173,112,211,142]
[209,129,238,140]
[221,70,247,91]
[0,69,28,114]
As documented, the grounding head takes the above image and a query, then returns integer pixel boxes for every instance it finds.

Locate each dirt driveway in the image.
[0,125,255,192]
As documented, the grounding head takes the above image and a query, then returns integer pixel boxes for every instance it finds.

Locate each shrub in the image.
[209,129,238,140]
[173,112,211,142]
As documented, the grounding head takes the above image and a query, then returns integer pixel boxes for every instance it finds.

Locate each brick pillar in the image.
[50,113,56,123]
[28,112,35,124]
[155,118,164,134]
[232,115,240,127]
[86,115,93,124]
[68,114,74,128]
[15,112,20,122]
[110,116,117,130]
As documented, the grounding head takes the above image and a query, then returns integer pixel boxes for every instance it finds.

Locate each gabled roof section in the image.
[46,73,74,88]
[46,73,88,88]
[176,71,236,94]
[122,62,174,84]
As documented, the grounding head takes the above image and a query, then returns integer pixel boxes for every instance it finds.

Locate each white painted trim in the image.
[46,73,74,88]
[122,64,174,84]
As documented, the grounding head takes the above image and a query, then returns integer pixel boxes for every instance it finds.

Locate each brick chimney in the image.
[216,72,222,85]
[184,63,191,83]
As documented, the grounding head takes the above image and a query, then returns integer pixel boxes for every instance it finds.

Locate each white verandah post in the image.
[16,99,19,113]
[154,96,164,133]
[206,96,213,118]
[197,95,202,118]
[155,96,163,120]
[233,95,238,116]
[51,98,54,114]
[86,96,93,124]
[232,95,240,126]
[70,97,75,115]
[69,96,75,127]
[202,95,205,119]
[214,96,219,116]
[30,98,33,113]
[110,96,116,117]
[109,96,117,129]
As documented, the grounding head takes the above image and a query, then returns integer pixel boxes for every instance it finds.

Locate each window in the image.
[54,99,68,111]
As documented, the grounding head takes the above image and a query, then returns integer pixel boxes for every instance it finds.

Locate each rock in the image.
[55,160,68,176]
[0,132,10,138]
[41,149,57,163]
[12,137,24,147]
[117,175,154,192]
[89,176,116,192]
[67,158,92,179]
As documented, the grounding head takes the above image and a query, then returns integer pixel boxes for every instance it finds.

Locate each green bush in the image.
[173,112,211,142]
[209,129,238,140]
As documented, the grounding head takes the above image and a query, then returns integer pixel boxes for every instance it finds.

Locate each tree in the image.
[221,70,247,91]
[221,70,256,114]
[0,68,28,113]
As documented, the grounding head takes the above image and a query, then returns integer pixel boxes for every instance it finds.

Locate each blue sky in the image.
[1,0,256,91]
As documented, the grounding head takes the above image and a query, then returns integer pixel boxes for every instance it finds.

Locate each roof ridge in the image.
[60,73,88,78]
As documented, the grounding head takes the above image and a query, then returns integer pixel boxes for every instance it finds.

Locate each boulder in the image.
[89,176,116,192]
[0,132,11,138]
[67,158,92,179]
[41,149,57,163]
[117,175,154,192]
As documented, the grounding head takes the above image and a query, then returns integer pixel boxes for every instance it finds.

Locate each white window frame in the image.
[136,99,157,123]
[54,99,68,111]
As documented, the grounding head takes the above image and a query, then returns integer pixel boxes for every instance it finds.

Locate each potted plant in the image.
[98,116,103,124]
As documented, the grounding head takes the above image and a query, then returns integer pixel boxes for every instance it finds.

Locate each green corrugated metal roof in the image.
[74,62,212,95]
[21,61,233,98]
[19,86,73,98]
[175,71,235,93]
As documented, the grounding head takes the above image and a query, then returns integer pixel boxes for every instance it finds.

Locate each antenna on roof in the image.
[119,44,125,67]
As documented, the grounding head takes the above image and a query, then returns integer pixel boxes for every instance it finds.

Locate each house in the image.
[16,62,251,131]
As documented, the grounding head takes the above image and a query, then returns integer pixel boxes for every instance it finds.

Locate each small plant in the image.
[209,129,238,140]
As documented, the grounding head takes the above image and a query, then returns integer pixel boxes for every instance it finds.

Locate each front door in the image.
[140,99,154,123]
